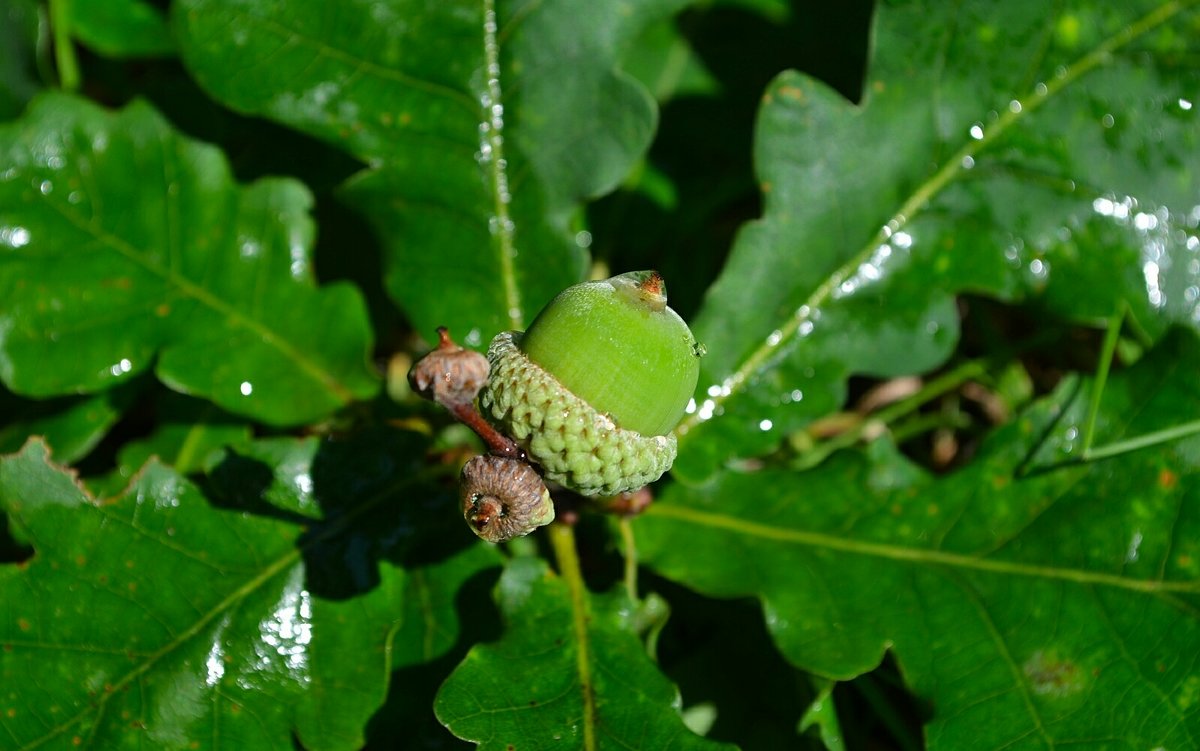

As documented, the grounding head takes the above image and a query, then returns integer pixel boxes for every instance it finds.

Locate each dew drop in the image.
[1,226,31,248]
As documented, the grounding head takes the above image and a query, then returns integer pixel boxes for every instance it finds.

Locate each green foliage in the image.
[2,0,1199,749]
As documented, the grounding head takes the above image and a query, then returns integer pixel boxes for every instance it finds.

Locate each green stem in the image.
[549,523,597,751]
[888,410,971,446]
[1083,420,1200,462]
[795,358,988,469]
[1081,303,1126,456]
[50,0,80,92]
[480,0,522,329]
[618,517,638,603]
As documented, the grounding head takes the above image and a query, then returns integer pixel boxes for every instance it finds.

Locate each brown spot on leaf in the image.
[1159,468,1178,489]
[1023,650,1085,698]
[16,618,30,632]
[778,85,805,101]
[155,303,171,317]
[101,277,133,290]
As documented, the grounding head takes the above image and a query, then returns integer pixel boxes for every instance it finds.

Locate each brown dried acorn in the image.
[459,455,554,544]
[481,271,702,496]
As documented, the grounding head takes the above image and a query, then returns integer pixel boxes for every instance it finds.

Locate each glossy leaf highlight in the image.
[0,428,495,750]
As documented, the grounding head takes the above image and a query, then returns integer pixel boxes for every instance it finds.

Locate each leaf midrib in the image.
[44,193,358,408]
[199,6,478,116]
[644,503,1200,599]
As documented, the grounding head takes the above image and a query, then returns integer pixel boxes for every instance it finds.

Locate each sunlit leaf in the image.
[174,0,688,342]
[675,0,1200,479]
[640,328,1200,749]
[0,426,491,749]
[0,94,379,425]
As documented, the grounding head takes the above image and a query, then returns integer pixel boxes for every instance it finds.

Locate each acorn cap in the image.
[482,331,678,496]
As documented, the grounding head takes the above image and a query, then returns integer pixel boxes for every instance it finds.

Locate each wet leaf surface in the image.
[0,428,498,750]
[0,95,379,425]
[174,0,688,344]
[675,0,1200,480]
[639,329,1200,749]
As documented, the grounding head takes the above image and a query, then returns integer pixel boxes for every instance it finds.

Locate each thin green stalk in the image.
[49,0,80,92]
[1083,420,1200,463]
[618,517,638,603]
[795,358,988,469]
[480,0,522,329]
[549,523,597,751]
[888,411,971,446]
[1081,304,1125,456]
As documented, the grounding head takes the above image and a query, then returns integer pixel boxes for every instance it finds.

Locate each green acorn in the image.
[480,271,701,496]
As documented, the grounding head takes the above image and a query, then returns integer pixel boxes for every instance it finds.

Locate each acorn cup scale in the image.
[481,270,702,496]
